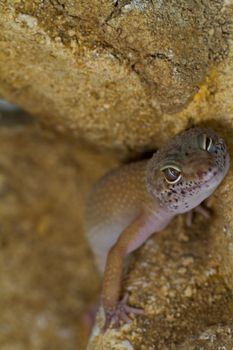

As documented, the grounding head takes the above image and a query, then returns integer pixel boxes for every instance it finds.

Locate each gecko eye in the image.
[199,134,214,152]
[161,165,182,184]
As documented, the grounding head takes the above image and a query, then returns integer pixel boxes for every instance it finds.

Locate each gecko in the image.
[85,127,229,330]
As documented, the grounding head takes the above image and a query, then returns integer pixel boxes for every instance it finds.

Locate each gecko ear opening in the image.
[161,165,182,184]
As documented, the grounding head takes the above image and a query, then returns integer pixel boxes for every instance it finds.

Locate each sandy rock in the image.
[0,0,231,149]
[0,119,119,350]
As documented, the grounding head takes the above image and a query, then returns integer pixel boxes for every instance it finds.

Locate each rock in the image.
[0,0,231,149]
[0,120,119,350]
[210,166,233,291]
[179,324,233,349]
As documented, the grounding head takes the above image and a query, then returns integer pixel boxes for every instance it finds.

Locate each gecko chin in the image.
[146,127,230,215]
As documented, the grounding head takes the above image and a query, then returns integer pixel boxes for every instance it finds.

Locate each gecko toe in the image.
[185,203,211,227]
[103,294,143,330]
[124,305,144,315]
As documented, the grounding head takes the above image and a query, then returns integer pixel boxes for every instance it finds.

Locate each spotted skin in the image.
[85,127,229,330]
[147,128,229,213]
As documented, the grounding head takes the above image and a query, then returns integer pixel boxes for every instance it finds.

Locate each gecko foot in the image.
[185,203,211,227]
[103,293,143,331]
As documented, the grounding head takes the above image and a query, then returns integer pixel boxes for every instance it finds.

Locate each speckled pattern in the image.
[147,127,229,213]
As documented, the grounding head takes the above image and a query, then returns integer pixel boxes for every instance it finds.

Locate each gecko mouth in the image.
[191,167,223,193]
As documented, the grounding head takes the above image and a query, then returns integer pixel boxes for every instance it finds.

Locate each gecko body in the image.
[85,127,229,329]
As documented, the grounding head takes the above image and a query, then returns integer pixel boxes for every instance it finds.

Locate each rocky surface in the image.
[0,0,231,149]
[0,117,120,350]
[1,0,233,349]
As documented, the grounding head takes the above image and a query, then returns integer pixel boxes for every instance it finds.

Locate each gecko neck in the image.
[145,201,175,232]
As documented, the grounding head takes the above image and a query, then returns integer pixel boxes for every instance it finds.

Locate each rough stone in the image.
[0,119,119,350]
[0,0,231,149]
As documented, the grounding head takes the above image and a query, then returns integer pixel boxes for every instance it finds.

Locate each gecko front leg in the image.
[101,212,159,330]
[185,203,211,227]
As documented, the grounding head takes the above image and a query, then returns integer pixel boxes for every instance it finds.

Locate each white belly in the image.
[86,209,139,274]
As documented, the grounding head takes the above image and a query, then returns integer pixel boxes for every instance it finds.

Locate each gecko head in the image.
[146,127,230,214]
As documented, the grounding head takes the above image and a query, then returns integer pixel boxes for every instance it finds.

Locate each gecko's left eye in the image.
[161,165,182,184]
[199,134,215,152]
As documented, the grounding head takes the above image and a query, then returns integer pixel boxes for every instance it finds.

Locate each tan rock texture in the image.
[0,119,121,350]
[1,0,233,349]
[0,0,231,148]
